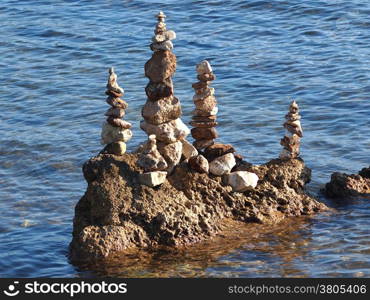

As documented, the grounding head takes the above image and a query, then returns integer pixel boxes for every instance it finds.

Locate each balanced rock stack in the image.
[140,11,190,173]
[190,60,219,150]
[279,100,303,159]
[101,67,132,155]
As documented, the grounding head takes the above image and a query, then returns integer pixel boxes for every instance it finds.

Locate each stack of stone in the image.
[140,11,190,175]
[279,100,303,159]
[190,60,219,150]
[101,67,132,155]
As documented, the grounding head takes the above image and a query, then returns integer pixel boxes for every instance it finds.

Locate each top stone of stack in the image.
[150,11,177,52]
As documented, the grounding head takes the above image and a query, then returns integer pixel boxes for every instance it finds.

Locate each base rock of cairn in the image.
[70,153,328,261]
[324,166,370,198]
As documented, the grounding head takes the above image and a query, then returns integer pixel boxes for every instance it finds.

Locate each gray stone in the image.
[196,60,213,75]
[101,122,132,145]
[138,171,167,187]
[181,139,198,159]
[157,140,183,173]
[142,97,181,125]
[140,118,190,144]
[209,153,236,176]
[137,135,168,172]
[226,171,259,192]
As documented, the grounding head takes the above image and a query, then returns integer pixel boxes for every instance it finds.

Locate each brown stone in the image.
[189,121,218,128]
[105,90,123,98]
[194,95,217,112]
[197,73,215,82]
[106,97,128,109]
[145,50,176,83]
[191,127,218,140]
[145,79,173,101]
[188,155,209,174]
[105,107,125,118]
[142,96,182,125]
[325,172,370,198]
[192,81,209,90]
[193,139,214,150]
[107,117,132,129]
[192,115,217,122]
[204,143,236,162]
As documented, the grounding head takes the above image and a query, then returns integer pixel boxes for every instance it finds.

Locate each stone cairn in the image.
[279,100,303,159]
[101,67,132,155]
[190,60,219,150]
[138,11,192,186]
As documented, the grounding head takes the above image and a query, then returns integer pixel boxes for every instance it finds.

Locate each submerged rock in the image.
[70,154,327,262]
[324,168,370,198]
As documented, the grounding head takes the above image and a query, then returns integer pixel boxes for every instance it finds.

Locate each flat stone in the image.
[138,171,167,187]
[189,155,209,173]
[137,135,168,172]
[204,144,236,162]
[189,121,218,128]
[157,140,183,173]
[145,50,176,83]
[192,106,218,117]
[145,79,173,101]
[209,153,236,176]
[192,81,209,90]
[192,115,217,122]
[142,96,181,125]
[106,97,128,109]
[140,118,190,144]
[181,139,198,159]
[105,107,125,118]
[226,171,259,192]
[197,73,216,82]
[193,139,214,150]
[107,117,132,129]
[102,141,126,156]
[191,127,218,140]
[101,122,132,144]
[196,60,213,75]
[105,90,123,98]
[193,88,215,101]
[194,95,217,112]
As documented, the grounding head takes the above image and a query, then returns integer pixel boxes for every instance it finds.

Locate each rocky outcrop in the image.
[70,153,327,262]
[324,167,370,198]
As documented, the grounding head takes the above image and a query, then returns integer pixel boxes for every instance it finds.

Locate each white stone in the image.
[209,153,236,176]
[165,30,176,40]
[181,139,198,159]
[157,140,183,173]
[140,118,190,144]
[227,171,259,192]
[196,60,212,75]
[138,171,167,187]
[101,122,132,145]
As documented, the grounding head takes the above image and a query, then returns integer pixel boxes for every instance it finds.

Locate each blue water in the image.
[0,0,369,277]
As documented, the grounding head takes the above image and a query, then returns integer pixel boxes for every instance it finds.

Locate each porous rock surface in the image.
[324,167,370,198]
[70,153,327,261]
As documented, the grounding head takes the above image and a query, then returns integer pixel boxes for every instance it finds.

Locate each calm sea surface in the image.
[0,0,369,277]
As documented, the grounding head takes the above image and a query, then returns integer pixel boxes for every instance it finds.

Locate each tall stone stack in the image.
[190,60,219,150]
[140,11,190,173]
[101,67,132,155]
[279,100,303,159]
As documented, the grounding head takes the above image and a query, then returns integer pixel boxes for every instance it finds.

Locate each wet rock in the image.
[188,155,209,173]
[204,143,236,162]
[325,171,370,198]
[101,122,132,144]
[359,167,370,179]
[226,171,259,192]
[157,140,183,173]
[181,139,198,159]
[141,97,181,125]
[140,118,190,144]
[144,50,176,83]
[138,171,167,187]
[209,153,236,176]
